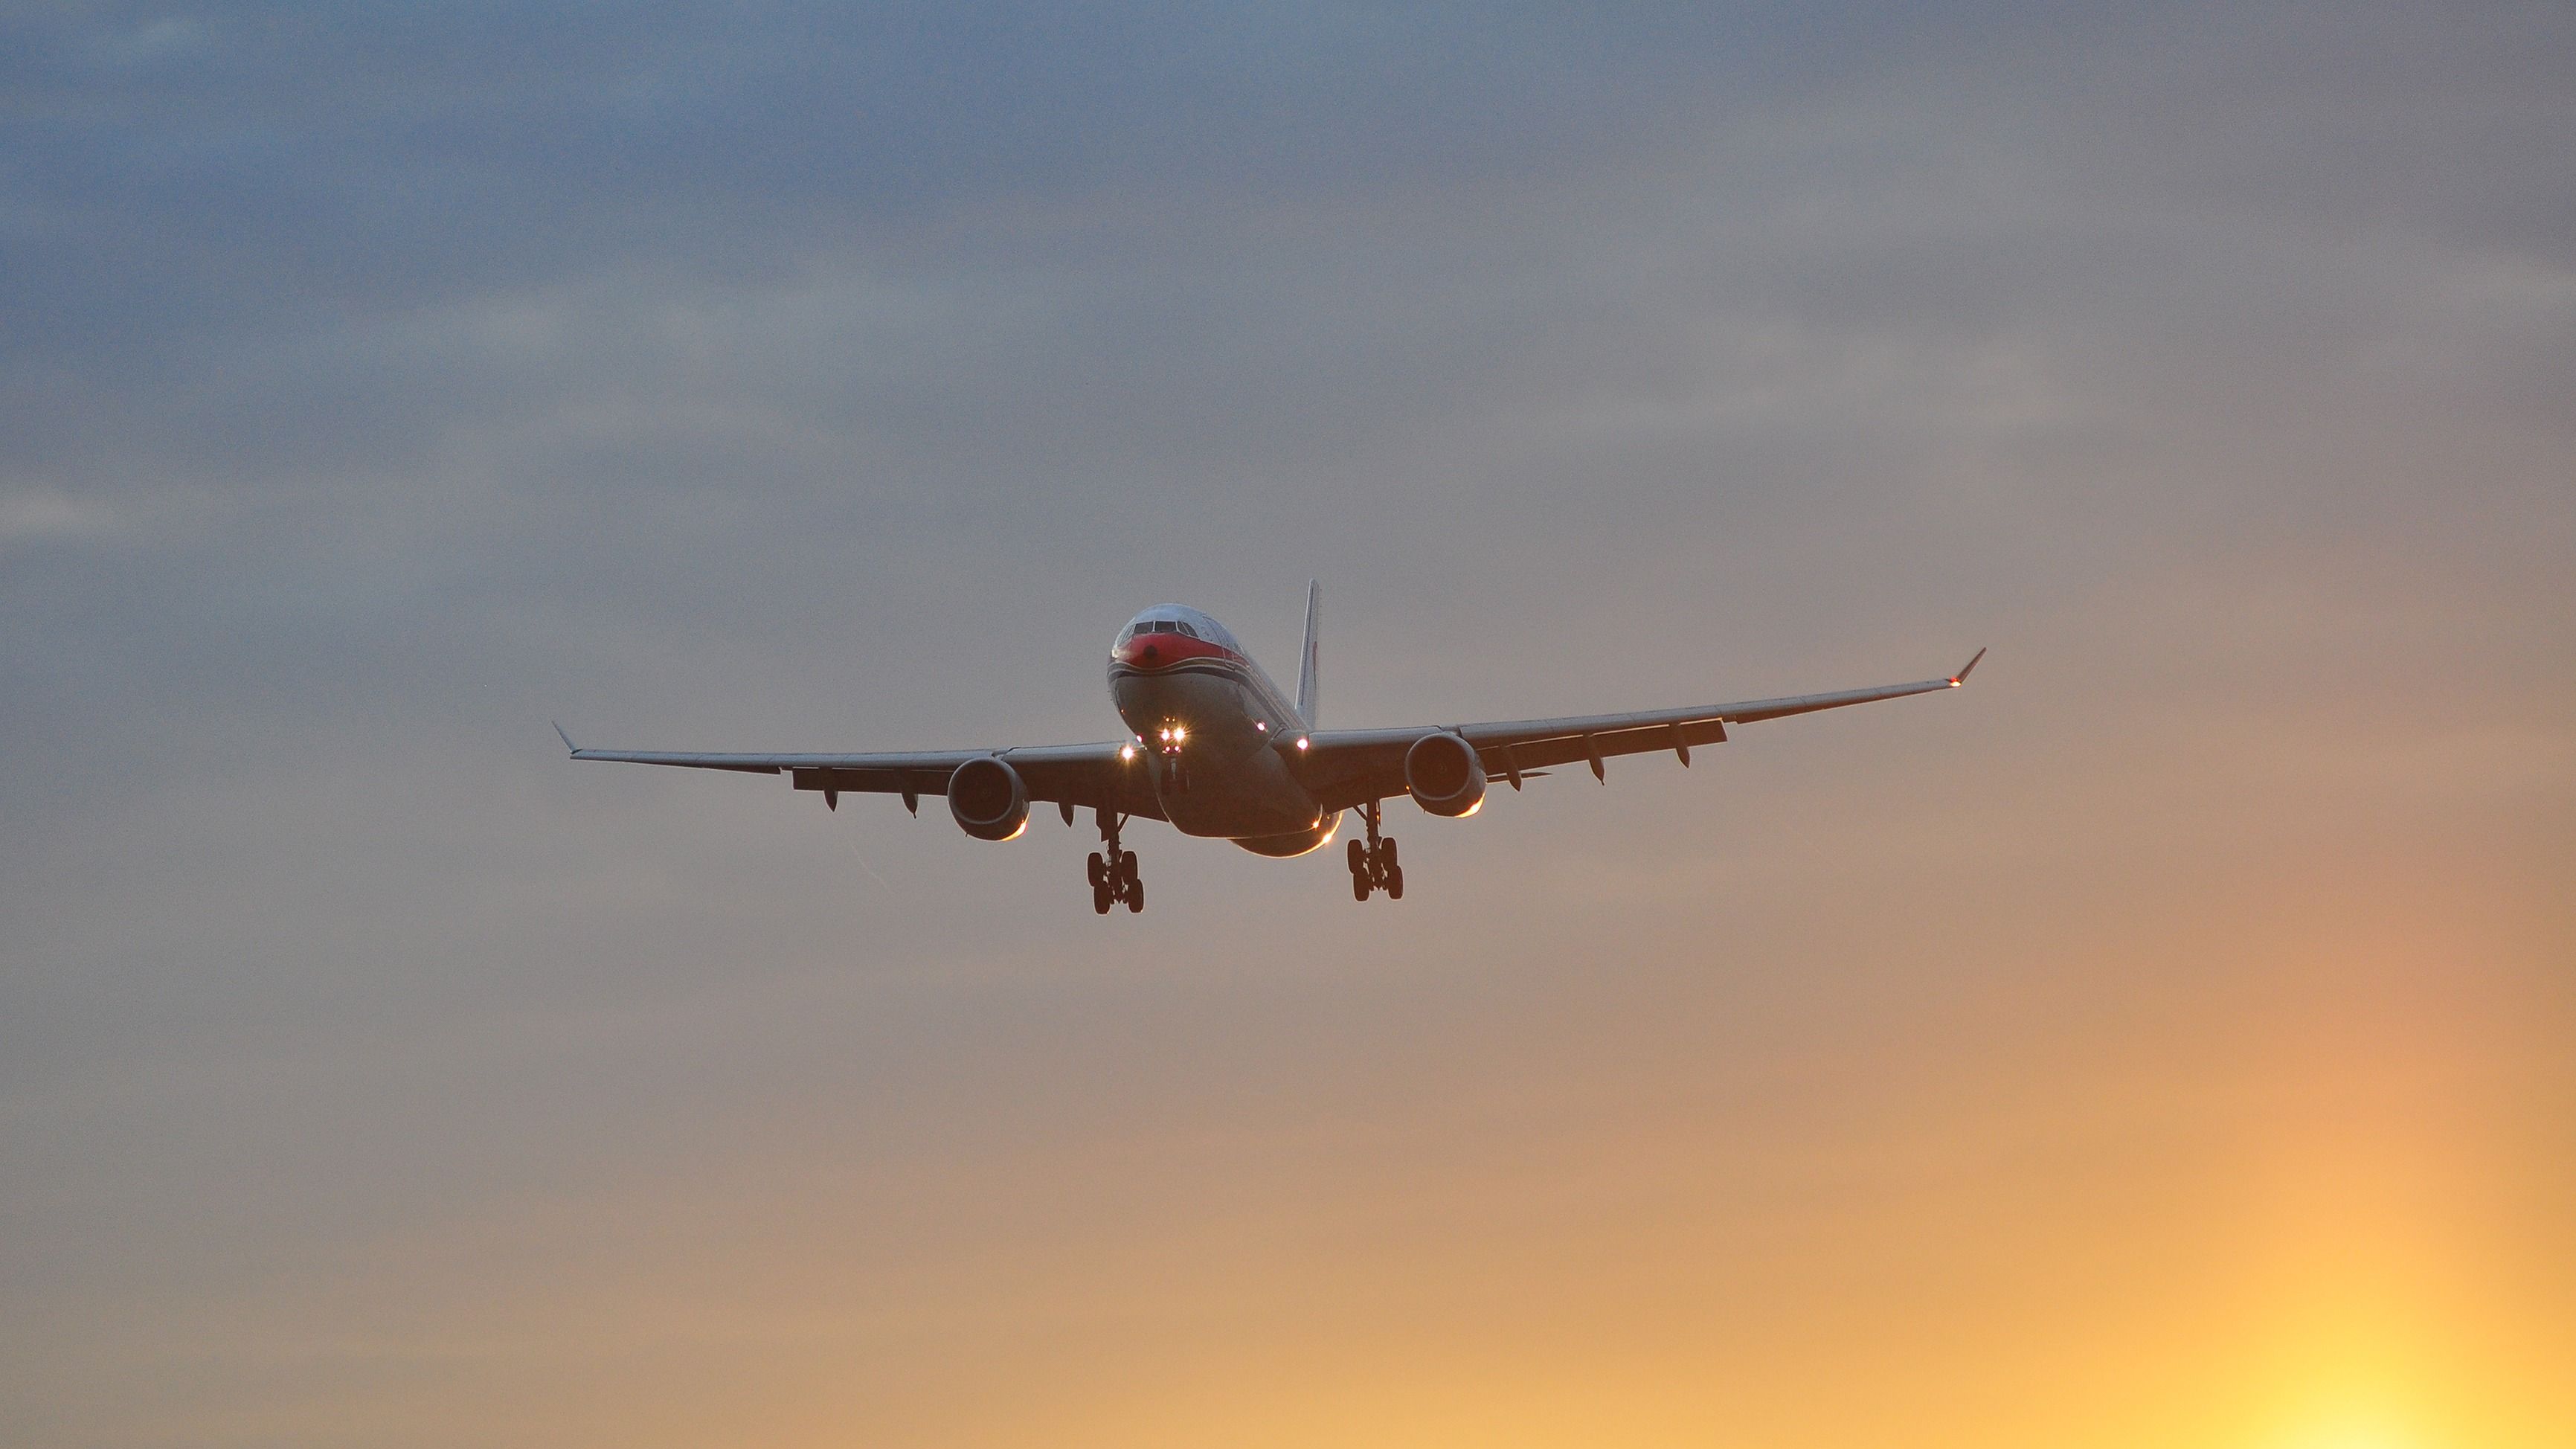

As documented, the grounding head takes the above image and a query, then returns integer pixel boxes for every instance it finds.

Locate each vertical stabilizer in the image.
[1295,579,1321,727]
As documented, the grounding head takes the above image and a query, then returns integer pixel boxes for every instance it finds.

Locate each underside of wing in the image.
[1290,652,1982,812]
[560,736,1166,820]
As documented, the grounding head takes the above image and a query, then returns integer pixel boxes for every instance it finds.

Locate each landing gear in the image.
[1089,808,1143,914]
[1346,800,1403,902]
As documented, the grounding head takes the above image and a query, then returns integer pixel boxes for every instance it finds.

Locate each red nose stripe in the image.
[1113,634,1238,670]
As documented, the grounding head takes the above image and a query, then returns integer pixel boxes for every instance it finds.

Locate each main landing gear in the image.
[1347,800,1402,902]
[1088,807,1143,915]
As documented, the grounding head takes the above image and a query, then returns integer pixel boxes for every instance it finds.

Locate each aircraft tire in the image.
[1092,881,1113,914]
[1346,838,1368,875]
[1125,880,1145,913]
[1380,837,1398,871]
[1087,852,1107,888]
[1119,850,1139,887]
[1385,866,1404,900]
[1352,870,1371,902]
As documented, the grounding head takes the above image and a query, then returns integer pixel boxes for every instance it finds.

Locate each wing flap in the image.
[1480,716,1732,777]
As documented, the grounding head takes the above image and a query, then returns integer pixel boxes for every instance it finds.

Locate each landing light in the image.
[1296,737,1308,751]
[1172,725,1187,742]
[1119,744,1136,762]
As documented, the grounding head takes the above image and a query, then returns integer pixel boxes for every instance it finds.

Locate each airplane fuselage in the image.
[1107,605,1340,855]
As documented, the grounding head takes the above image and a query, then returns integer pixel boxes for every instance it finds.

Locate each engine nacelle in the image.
[1404,732,1488,818]
[948,756,1030,841]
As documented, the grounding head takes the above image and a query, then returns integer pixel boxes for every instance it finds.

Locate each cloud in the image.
[0,488,115,541]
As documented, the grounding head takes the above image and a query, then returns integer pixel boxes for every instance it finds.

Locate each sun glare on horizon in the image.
[2264,1407,2421,1449]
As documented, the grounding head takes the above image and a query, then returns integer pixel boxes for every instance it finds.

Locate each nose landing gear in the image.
[1346,800,1402,902]
[1088,807,1143,914]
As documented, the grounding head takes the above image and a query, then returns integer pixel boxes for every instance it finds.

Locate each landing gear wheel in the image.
[1349,801,1404,902]
[1087,809,1144,915]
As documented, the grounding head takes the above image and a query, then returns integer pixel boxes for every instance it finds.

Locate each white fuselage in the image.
[1106,605,1340,855]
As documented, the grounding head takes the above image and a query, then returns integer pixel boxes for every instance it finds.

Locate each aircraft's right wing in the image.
[558,730,1166,820]
[1288,650,1983,814]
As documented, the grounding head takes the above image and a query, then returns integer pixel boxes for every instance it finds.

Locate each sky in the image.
[3,3,2572,1445]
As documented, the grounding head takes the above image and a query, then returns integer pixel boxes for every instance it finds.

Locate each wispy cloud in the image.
[0,488,115,541]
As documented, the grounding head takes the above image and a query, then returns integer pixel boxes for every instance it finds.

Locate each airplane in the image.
[559,582,1982,913]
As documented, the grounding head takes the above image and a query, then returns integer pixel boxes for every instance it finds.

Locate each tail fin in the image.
[1295,579,1321,727]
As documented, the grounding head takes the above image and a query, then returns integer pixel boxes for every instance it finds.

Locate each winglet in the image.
[1949,647,1986,687]
[553,720,578,754]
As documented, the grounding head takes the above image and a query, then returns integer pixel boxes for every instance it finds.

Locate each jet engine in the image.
[948,756,1030,841]
[1404,732,1488,818]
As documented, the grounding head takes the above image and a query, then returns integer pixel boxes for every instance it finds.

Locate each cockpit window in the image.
[1123,617,1227,646]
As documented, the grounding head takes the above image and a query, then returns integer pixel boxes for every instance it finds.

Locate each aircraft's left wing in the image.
[1288,650,1982,814]
[558,730,1165,820]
